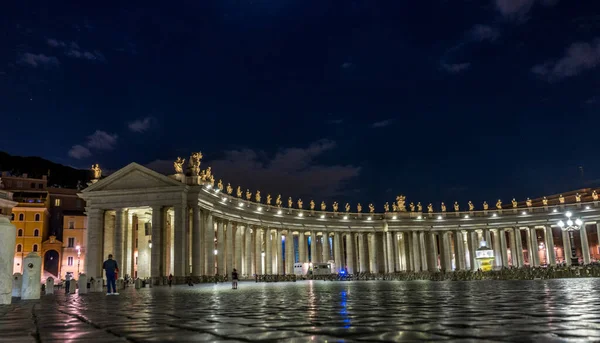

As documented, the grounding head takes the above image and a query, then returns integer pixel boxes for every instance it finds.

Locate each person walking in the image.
[168,274,173,287]
[103,254,119,295]
[64,272,72,294]
[232,269,239,289]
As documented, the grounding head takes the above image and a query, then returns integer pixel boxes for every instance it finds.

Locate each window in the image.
[32,244,38,252]
[76,199,82,208]
[16,244,22,252]
[38,183,43,189]
[17,229,23,237]
[16,181,22,188]
[55,198,61,206]
[18,213,24,221]
[10,213,14,221]
[67,257,74,266]
[34,214,40,221]
[30,182,35,189]
[68,221,75,229]
[135,238,138,248]
[68,238,75,248]
[135,256,138,265]
[34,229,39,237]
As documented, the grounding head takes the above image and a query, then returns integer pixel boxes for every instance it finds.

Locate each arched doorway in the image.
[44,250,60,278]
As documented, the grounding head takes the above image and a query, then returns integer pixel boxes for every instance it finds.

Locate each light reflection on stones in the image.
[2,279,600,342]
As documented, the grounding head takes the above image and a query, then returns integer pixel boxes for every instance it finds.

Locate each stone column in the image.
[265,229,272,274]
[508,228,517,267]
[309,231,316,263]
[405,233,413,271]
[322,232,330,263]
[114,209,125,277]
[150,206,163,278]
[411,231,421,271]
[427,232,438,272]
[398,233,407,271]
[544,226,556,266]
[499,229,508,268]
[235,225,243,273]
[0,216,17,304]
[387,231,396,272]
[490,229,501,268]
[205,212,215,275]
[298,232,305,263]
[252,227,261,274]
[217,221,225,275]
[514,228,524,268]
[244,226,252,276]
[441,231,452,271]
[276,229,283,274]
[368,234,378,273]
[137,218,149,278]
[394,234,401,271]
[529,227,540,267]
[173,204,186,277]
[346,232,355,274]
[382,232,389,272]
[85,208,104,279]
[561,229,572,266]
[580,224,591,264]
[334,233,343,273]
[468,231,478,271]
[226,221,233,277]
[191,206,202,276]
[454,231,466,270]
[285,231,294,274]
[358,233,367,272]
[418,231,428,272]
[124,211,133,278]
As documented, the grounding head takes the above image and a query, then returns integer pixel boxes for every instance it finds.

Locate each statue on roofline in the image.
[174,157,185,174]
[91,164,102,179]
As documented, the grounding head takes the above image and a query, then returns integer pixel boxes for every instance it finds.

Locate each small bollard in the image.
[69,279,77,294]
[95,278,103,292]
[12,273,22,297]
[78,274,87,294]
[45,277,54,295]
[0,217,17,304]
[21,252,42,300]
[134,278,141,289]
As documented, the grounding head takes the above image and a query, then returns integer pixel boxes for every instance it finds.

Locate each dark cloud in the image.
[67,145,91,159]
[371,119,393,128]
[86,130,118,150]
[470,25,500,41]
[532,39,600,81]
[18,53,59,68]
[145,140,361,199]
[441,62,471,74]
[128,117,153,133]
[495,0,559,19]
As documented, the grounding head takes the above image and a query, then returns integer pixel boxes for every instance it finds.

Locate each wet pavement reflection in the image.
[2,279,600,342]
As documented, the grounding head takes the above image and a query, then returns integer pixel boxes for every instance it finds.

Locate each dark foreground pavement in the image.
[2,279,600,342]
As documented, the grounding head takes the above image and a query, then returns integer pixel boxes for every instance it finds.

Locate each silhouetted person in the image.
[232,269,239,289]
[103,254,119,295]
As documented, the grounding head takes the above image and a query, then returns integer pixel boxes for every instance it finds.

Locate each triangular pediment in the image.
[82,163,184,193]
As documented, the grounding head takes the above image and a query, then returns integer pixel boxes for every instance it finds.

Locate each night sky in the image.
[2,1,600,209]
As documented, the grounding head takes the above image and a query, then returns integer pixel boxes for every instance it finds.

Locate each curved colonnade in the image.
[79,162,600,284]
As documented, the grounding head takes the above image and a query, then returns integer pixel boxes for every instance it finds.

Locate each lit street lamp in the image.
[557,211,582,266]
[76,245,81,275]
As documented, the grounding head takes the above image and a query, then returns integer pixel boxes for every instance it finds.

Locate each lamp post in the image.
[76,245,81,275]
[557,211,582,266]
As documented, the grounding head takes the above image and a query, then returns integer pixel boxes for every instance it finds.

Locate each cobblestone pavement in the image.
[2,279,600,342]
